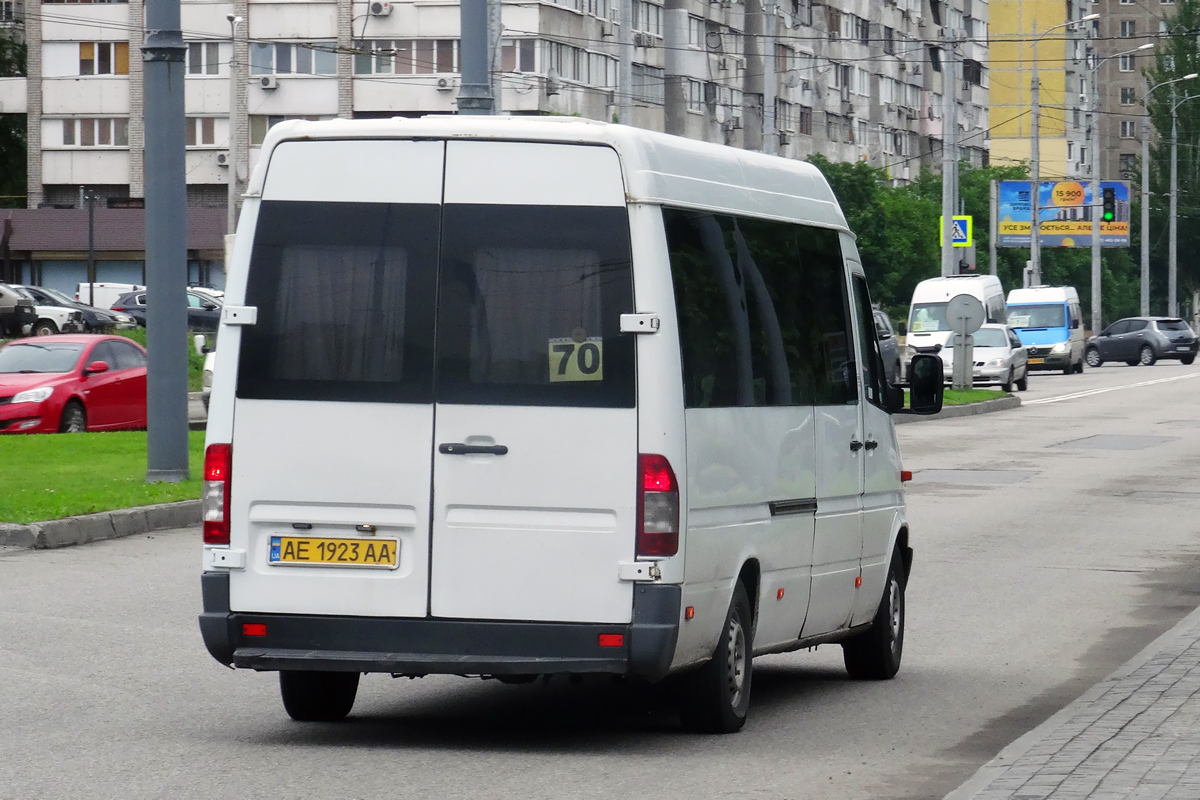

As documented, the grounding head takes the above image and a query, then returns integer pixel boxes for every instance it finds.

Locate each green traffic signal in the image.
[1101,187,1116,223]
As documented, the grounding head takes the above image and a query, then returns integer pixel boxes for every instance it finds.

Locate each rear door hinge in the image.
[618,560,662,581]
[620,313,660,334]
[203,547,247,570]
[221,306,257,326]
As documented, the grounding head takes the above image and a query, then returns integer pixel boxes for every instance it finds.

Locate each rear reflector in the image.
[598,634,624,647]
[901,470,913,482]
[203,444,232,545]
[637,454,679,557]
[242,623,267,637]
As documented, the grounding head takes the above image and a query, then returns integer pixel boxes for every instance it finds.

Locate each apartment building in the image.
[10,0,987,291]
[1090,0,1177,183]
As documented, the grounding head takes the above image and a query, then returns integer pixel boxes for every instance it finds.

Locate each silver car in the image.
[940,323,1029,392]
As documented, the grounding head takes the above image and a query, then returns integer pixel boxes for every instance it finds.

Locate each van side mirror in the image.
[897,322,907,337]
[896,354,943,415]
[193,334,210,356]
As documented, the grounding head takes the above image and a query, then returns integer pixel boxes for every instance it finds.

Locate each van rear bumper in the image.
[199,573,680,681]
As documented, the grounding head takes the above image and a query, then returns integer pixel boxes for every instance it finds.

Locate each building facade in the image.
[13,0,988,292]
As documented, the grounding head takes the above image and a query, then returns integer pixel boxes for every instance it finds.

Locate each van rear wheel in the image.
[679,581,753,734]
[842,551,905,680]
[279,670,359,721]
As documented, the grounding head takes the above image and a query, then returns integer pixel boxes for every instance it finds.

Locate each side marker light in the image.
[685,606,695,620]
[598,634,624,647]
[242,623,267,637]
[855,576,862,588]
[776,588,785,600]
[901,470,913,482]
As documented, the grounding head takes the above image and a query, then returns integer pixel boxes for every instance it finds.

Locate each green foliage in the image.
[0,431,205,523]
[112,327,207,391]
[0,27,25,209]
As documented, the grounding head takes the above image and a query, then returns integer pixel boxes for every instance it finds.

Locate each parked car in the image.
[194,334,215,411]
[8,285,86,336]
[874,309,901,385]
[939,324,1029,392]
[0,334,147,433]
[111,289,222,332]
[188,286,225,304]
[15,285,137,332]
[0,283,37,337]
[1085,317,1198,368]
[75,282,146,311]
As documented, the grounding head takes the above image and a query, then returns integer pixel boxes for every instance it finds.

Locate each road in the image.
[2,361,1200,800]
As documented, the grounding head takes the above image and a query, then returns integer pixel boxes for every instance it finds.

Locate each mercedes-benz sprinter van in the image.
[1006,286,1084,374]
[198,117,942,733]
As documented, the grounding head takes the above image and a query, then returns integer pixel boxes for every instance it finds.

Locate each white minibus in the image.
[198,117,943,733]
[904,275,1006,381]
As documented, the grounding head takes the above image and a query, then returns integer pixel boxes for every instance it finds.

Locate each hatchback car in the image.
[1085,317,1198,367]
[111,290,222,332]
[939,324,1029,392]
[0,335,148,433]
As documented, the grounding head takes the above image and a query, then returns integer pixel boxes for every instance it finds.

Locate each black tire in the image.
[843,551,905,680]
[33,320,58,336]
[1016,371,1028,392]
[1139,345,1158,366]
[1061,360,1072,375]
[1075,358,1085,373]
[1183,355,1196,366]
[58,400,87,433]
[1086,347,1103,368]
[679,581,753,734]
[1125,360,1139,366]
[1001,369,1014,393]
[279,670,359,722]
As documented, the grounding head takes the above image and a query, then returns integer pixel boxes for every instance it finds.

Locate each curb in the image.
[943,599,1200,799]
[894,394,1021,424]
[0,500,200,550]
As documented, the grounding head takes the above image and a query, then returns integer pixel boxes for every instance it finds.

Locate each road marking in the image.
[1024,372,1200,405]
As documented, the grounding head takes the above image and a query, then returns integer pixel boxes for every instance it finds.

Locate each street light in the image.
[1143,73,1198,316]
[1170,84,1200,317]
[226,13,243,241]
[1089,42,1154,338]
[1029,13,1099,287]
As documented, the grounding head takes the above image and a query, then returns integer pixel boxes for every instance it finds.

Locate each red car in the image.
[0,334,147,433]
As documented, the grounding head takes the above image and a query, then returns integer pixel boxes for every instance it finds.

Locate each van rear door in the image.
[428,142,639,624]
[228,140,443,618]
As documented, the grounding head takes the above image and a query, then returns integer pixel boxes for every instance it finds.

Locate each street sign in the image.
[940,215,974,248]
[947,293,984,391]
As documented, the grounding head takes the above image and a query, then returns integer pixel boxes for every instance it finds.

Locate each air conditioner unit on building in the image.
[216,152,230,166]
[841,100,854,115]
[600,21,614,37]
[436,77,453,91]
[722,116,742,132]
[258,75,279,90]
[717,57,729,71]
[778,132,790,146]
[369,1,393,16]
[633,32,656,48]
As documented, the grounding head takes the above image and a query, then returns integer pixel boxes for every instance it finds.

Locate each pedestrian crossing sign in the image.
[939,215,974,248]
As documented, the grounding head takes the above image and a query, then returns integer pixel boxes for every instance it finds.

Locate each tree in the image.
[0,26,25,210]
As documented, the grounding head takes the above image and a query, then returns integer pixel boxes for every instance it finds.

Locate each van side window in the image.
[851,275,886,407]
[239,200,439,403]
[986,295,1005,324]
[663,208,857,408]
[434,204,636,408]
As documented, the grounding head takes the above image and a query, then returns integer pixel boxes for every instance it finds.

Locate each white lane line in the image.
[1023,371,1200,405]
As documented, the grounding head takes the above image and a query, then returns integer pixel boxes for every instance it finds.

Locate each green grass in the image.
[0,431,204,524]
[906,388,1011,407]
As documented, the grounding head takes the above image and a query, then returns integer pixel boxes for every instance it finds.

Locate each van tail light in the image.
[637,454,679,557]
[203,444,232,545]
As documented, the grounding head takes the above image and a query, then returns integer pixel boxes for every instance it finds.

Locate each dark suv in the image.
[1085,317,1198,367]
[111,289,222,332]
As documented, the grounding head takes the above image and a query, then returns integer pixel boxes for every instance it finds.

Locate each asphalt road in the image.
[3,360,1200,800]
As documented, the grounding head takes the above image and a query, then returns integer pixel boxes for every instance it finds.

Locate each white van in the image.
[1006,286,1085,374]
[904,275,1006,380]
[75,282,146,310]
[197,117,943,733]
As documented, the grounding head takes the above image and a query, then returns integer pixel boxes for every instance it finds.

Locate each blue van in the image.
[1006,286,1084,374]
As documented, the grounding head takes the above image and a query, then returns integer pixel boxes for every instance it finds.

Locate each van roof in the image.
[1007,286,1079,303]
[248,117,850,234]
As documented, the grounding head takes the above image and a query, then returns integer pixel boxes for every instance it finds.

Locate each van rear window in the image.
[238,201,438,403]
[435,205,636,408]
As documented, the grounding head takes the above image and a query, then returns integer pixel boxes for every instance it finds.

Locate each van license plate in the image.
[269,536,399,569]
[1028,358,1045,365]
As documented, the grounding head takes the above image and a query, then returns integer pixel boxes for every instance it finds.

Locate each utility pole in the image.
[941,27,957,278]
[989,179,998,276]
[1170,92,1180,317]
[143,0,190,482]
[1091,58,1102,338]
[1141,111,1151,316]
[488,0,503,113]
[85,190,96,308]
[618,0,632,123]
[1030,21,1041,286]
[761,0,776,156]
[457,0,493,114]
[226,14,242,241]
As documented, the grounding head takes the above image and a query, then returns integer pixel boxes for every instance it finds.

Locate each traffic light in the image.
[1102,187,1116,222]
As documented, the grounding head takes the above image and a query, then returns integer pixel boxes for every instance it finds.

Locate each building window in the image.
[776,98,795,131]
[249,115,336,146]
[826,7,840,40]
[500,39,536,72]
[1119,20,1136,38]
[1119,153,1137,174]
[354,39,461,75]
[1119,54,1135,72]
[688,16,704,47]
[963,59,983,86]
[1120,120,1139,138]
[79,42,129,76]
[251,42,337,75]
[854,16,869,45]
[187,42,225,76]
[185,117,218,147]
[539,41,616,87]
[1120,87,1137,105]
[687,79,704,112]
[883,27,894,55]
[59,118,129,147]
[797,105,812,135]
[631,63,665,104]
[632,0,662,36]
[791,0,812,26]
[44,0,128,4]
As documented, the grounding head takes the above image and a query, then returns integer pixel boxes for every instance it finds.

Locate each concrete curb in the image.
[894,394,1021,424]
[0,500,200,550]
[943,599,1200,799]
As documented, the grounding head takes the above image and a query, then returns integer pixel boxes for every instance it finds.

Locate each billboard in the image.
[997,180,1130,248]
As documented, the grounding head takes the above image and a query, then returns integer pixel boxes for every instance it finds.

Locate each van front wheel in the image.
[679,581,753,734]
[279,670,359,721]
[842,551,905,680]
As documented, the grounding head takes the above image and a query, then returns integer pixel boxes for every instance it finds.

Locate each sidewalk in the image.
[947,602,1200,800]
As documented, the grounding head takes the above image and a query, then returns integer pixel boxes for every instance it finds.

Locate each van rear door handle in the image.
[864,439,879,450]
[439,443,509,456]
[850,440,864,452]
